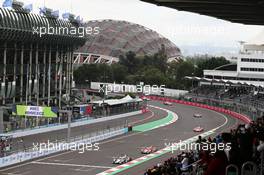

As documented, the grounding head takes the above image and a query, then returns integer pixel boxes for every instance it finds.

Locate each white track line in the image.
[0,104,230,174]
[0,108,162,172]
[97,108,229,175]
[31,161,113,169]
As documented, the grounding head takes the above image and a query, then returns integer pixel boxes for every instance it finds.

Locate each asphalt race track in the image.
[0,101,240,175]
[11,107,167,151]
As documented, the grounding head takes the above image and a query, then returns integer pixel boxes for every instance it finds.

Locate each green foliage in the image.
[74,51,229,90]
[188,56,230,77]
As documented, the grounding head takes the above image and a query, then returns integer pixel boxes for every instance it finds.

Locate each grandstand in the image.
[74,19,182,65]
[0,1,263,175]
[0,2,86,132]
[140,1,264,175]
[184,32,264,122]
[145,121,264,175]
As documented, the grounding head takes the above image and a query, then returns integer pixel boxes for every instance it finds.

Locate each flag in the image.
[51,10,59,18]
[2,0,12,8]
[39,7,46,15]
[23,4,33,13]
[85,105,92,115]
[62,12,70,19]
[76,16,83,23]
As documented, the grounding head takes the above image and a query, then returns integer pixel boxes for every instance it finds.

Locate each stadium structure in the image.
[0,1,85,131]
[73,19,182,65]
[0,1,263,175]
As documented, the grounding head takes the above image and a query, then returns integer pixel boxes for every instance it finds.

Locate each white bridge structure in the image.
[73,52,119,65]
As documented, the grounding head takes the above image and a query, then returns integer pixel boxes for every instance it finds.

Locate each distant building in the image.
[187,31,264,89]
[74,19,182,65]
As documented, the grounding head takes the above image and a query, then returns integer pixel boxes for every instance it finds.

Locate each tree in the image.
[193,56,230,77]
[111,64,128,83]
[74,64,99,84]
[174,61,195,89]
[140,66,168,86]
[119,51,140,74]
[74,51,229,90]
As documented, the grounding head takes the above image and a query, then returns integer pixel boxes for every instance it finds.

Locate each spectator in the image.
[257,136,264,152]
[180,154,189,172]
[145,116,264,175]
[204,151,228,175]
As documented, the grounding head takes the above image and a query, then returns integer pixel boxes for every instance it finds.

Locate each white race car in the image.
[112,155,132,164]
[163,101,172,106]
[193,113,202,118]
[142,97,151,101]
[193,126,204,132]
[141,146,157,154]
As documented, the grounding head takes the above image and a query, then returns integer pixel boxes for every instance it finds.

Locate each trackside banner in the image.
[12,105,58,118]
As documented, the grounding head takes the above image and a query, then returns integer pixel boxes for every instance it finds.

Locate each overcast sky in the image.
[2,0,264,54]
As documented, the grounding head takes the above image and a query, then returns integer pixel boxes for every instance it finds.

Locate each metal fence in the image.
[178,160,263,175]
[184,94,263,121]
[226,161,264,175]
[0,126,128,168]
[4,105,140,133]
[1,124,127,158]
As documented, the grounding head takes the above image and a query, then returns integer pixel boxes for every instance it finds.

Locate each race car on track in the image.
[163,101,172,106]
[193,113,202,118]
[112,154,132,164]
[193,126,204,132]
[142,97,151,101]
[141,146,157,154]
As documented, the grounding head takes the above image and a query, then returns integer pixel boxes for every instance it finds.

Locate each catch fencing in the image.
[0,126,128,168]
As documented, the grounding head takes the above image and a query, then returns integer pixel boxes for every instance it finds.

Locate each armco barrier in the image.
[0,128,128,168]
[145,96,252,124]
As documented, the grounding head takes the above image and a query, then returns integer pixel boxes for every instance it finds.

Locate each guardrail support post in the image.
[67,110,72,143]
[0,108,4,133]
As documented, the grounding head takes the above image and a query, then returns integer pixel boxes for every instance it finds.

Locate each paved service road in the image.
[0,101,240,175]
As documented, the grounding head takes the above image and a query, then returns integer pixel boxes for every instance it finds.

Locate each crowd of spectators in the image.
[0,137,12,157]
[190,85,264,108]
[144,116,264,175]
[144,152,199,175]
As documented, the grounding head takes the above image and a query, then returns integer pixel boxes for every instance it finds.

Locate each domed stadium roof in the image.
[76,19,182,60]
